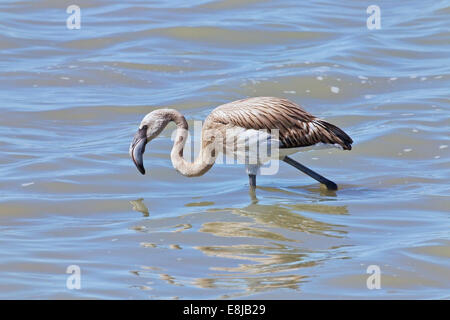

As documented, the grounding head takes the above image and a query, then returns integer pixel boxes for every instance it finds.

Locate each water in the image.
[0,0,449,299]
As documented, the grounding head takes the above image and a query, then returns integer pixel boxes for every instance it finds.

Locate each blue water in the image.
[0,0,449,299]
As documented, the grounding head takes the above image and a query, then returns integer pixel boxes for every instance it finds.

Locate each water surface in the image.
[0,0,449,299]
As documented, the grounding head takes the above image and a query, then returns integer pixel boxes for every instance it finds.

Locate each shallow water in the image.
[0,0,449,299]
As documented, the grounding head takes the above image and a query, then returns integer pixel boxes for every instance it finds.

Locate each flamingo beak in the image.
[130,126,148,175]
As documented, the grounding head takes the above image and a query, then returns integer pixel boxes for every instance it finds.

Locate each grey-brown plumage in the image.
[130,96,353,191]
[208,96,353,150]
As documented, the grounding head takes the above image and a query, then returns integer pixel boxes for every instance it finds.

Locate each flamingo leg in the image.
[283,156,338,190]
[249,174,256,189]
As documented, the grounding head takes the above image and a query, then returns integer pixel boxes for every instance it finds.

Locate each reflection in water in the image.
[173,224,192,233]
[198,243,319,273]
[185,201,215,207]
[207,199,348,238]
[193,274,307,295]
[259,185,339,198]
[200,222,292,242]
[191,199,349,295]
[129,198,149,217]
[160,274,182,287]
[130,194,350,297]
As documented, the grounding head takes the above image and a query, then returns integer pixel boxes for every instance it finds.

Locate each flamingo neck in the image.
[168,110,216,177]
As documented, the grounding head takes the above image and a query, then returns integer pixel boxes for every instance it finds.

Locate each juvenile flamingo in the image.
[130,97,353,190]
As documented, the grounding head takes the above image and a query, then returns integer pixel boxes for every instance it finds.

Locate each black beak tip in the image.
[131,127,148,176]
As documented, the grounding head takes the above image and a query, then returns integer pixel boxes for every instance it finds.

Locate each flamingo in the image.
[130,97,353,190]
